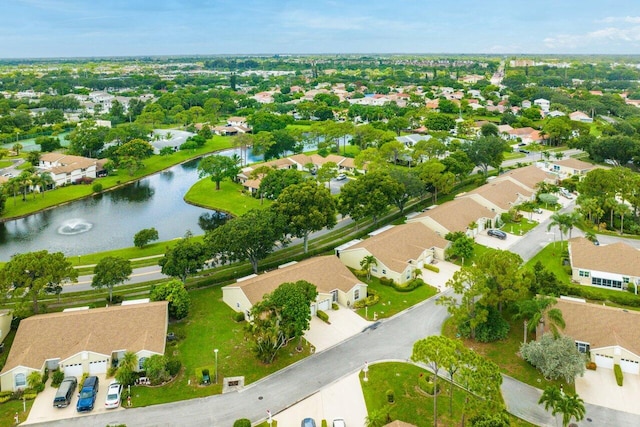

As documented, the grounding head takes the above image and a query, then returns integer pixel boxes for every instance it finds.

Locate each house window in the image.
[331,290,338,302]
[579,270,590,278]
[354,289,360,300]
[382,269,387,275]
[575,341,590,353]
[623,277,630,284]
[592,277,623,289]
[371,266,378,273]
[138,357,147,371]
[236,302,240,308]
[15,373,26,387]
[553,165,560,172]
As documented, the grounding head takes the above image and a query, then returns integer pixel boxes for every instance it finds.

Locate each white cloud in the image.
[599,16,640,24]
[544,25,640,49]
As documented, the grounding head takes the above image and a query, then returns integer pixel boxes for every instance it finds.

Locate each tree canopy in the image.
[92,256,132,303]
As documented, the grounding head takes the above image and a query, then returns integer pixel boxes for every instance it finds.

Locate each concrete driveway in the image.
[420,260,460,291]
[576,369,640,415]
[305,307,371,352]
[271,371,367,427]
[24,374,123,425]
[475,230,522,250]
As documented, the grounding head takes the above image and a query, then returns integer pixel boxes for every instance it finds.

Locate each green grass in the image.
[0,398,34,427]
[130,285,310,407]
[360,361,535,427]
[502,218,538,236]
[0,160,12,169]
[355,276,437,320]
[184,180,269,216]
[504,152,526,160]
[526,241,571,284]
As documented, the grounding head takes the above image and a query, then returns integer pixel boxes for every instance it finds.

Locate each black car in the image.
[487,229,507,240]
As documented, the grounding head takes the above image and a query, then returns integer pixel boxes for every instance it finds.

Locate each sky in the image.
[2,0,640,58]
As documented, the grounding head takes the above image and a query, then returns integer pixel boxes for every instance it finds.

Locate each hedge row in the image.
[568,285,640,307]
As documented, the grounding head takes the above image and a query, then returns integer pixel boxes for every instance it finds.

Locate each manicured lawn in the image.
[502,218,538,236]
[354,276,437,320]
[184,179,269,216]
[525,241,570,283]
[0,398,34,426]
[130,285,310,407]
[504,151,526,160]
[0,160,12,169]
[360,361,535,427]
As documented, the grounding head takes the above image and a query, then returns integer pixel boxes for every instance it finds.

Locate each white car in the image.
[335,173,347,181]
[105,381,122,409]
[333,419,346,427]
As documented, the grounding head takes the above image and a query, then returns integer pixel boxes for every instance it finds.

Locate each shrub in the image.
[379,277,394,286]
[233,420,252,427]
[92,182,103,193]
[166,359,182,376]
[0,396,10,403]
[79,373,89,389]
[586,361,597,370]
[614,364,624,386]
[562,265,573,275]
[0,391,13,397]
[317,310,330,323]
[107,366,118,378]
[332,303,339,310]
[627,283,636,294]
[458,305,510,342]
[423,264,440,273]
[321,421,328,427]
[393,278,424,292]
[353,293,380,309]
[233,311,245,322]
[108,295,124,304]
[23,393,38,400]
[418,373,440,395]
[386,389,395,403]
[42,368,49,385]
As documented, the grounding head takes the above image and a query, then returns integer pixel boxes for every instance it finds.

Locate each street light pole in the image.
[363,361,369,382]
[214,348,219,384]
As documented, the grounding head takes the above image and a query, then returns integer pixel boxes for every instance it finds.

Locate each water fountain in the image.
[57,218,93,235]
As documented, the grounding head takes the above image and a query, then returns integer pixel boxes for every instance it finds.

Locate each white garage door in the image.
[318,299,331,311]
[595,354,614,369]
[63,363,83,377]
[89,359,108,375]
[620,358,640,374]
[310,304,317,316]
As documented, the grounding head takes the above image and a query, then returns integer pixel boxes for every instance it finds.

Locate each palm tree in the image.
[539,385,563,427]
[360,255,378,280]
[557,393,586,427]
[38,172,55,198]
[515,296,565,343]
[548,212,568,246]
[412,268,423,280]
[564,211,581,240]
[616,202,630,235]
[364,408,388,427]
[12,142,23,155]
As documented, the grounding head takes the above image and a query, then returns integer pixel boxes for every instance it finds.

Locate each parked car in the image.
[533,208,543,214]
[105,381,123,409]
[487,229,507,240]
[335,173,347,181]
[559,188,573,199]
[76,376,99,412]
[301,418,317,427]
[593,239,600,246]
[333,419,346,427]
[53,377,77,408]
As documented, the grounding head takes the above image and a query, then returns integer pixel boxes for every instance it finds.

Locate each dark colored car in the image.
[53,377,77,408]
[301,418,317,427]
[76,376,99,412]
[487,229,507,240]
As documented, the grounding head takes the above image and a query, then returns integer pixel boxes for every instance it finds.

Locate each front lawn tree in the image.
[92,256,132,303]
[150,279,191,320]
[539,385,586,427]
[197,154,240,190]
[360,255,378,280]
[338,170,402,226]
[514,296,565,343]
[134,227,159,248]
[272,181,336,253]
[0,250,78,314]
[159,232,209,283]
[206,209,286,274]
[462,135,509,177]
[520,333,586,383]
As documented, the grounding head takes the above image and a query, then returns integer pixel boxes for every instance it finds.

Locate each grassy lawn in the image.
[525,241,570,284]
[0,398,34,426]
[502,218,538,236]
[360,361,535,427]
[442,316,574,394]
[184,179,269,216]
[0,160,12,169]
[354,276,437,320]
[504,151,526,160]
[130,285,310,407]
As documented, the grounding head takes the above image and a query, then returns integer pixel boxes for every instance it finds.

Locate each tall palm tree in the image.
[539,385,563,427]
[564,211,581,240]
[360,255,378,280]
[38,172,55,198]
[364,408,388,427]
[616,202,630,235]
[515,296,565,343]
[557,393,586,427]
[547,212,568,246]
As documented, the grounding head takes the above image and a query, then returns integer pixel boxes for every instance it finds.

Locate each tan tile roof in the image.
[349,223,448,272]
[569,237,640,278]
[227,256,362,304]
[462,179,532,211]
[552,158,594,171]
[40,153,97,169]
[495,165,555,191]
[413,198,496,232]
[1,302,168,372]
[551,299,640,356]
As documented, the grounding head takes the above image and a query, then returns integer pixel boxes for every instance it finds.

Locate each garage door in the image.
[310,304,317,316]
[595,354,614,369]
[620,358,640,374]
[318,299,331,311]
[63,363,83,377]
[89,359,108,375]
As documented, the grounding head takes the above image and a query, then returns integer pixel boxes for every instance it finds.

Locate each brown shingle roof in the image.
[552,158,594,171]
[227,256,362,304]
[495,165,555,192]
[413,198,495,232]
[569,237,640,278]
[551,299,640,356]
[1,302,168,372]
[349,223,448,272]
[462,180,532,211]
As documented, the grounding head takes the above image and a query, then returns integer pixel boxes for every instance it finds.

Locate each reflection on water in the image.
[109,181,155,204]
[198,211,230,231]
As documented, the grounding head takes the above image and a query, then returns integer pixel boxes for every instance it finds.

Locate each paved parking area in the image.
[271,371,367,427]
[420,260,460,291]
[304,307,371,352]
[24,374,123,425]
[576,369,640,415]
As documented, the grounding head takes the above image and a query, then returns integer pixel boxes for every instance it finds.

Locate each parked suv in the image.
[53,377,77,408]
[487,229,507,240]
[76,376,99,412]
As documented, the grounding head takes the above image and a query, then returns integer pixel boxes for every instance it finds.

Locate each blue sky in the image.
[2,0,640,58]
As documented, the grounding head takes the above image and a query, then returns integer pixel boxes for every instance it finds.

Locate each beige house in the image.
[456,179,533,214]
[222,256,367,316]
[0,310,12,344]
[494,165,556,193]
[569,237,640,291]
[407,197,500,237]
[336,223,449,285]
[547,158,594,180]
[39,153,107,187]
[550,298,640,374]
[0,302,168,391]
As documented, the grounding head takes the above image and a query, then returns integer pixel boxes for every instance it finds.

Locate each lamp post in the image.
[363,361,369,382]
[267,409,272,426]
[214,348,219,384]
